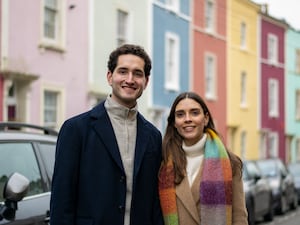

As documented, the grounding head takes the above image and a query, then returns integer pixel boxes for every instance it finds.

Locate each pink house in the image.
[260,14,288,161]
[192,0,227,140]
[0,0,89,130]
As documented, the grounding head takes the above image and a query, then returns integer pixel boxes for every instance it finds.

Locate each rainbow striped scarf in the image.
[158,128,232,225]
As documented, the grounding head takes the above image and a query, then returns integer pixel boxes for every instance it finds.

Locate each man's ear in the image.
[144,76,149,89]
[107,71,112,85]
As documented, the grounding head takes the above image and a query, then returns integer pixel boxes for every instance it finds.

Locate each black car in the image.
[256,158,298,214]
[243,160,274,225]
[0,122,57,225]
[288,162,300,204]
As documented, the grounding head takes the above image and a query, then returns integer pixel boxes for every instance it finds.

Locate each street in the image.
[258,207,300,225]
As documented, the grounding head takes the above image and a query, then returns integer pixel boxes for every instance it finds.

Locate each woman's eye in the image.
[175,112,184,118]
[191,110,200,116]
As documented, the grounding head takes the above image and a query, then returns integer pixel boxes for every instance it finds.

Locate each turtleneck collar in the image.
[105,95,138,121]
[182,133,207,157]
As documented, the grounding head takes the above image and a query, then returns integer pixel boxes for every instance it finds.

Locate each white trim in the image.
[153,1,191,22]
[1,0,9,70]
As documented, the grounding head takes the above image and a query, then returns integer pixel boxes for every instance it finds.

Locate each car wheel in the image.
[263,194,274,222]
[247,200,255,225]
[290,191,298,210]
[277,194,287,214]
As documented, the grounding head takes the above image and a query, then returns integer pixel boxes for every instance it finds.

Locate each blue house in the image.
[286,28,300,162]
[150,0,191,132]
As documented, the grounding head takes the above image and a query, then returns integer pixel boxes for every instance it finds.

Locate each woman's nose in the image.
[184,113,192,122]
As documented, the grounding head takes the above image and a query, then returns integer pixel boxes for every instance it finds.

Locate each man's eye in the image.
[134,71,144,77]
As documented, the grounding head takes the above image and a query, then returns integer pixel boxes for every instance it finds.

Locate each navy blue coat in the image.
[50,102,164,225]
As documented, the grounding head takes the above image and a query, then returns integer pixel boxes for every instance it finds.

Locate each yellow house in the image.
[227,0,261,160]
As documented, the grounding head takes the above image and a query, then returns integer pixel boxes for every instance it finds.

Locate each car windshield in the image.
[257,161,278,177]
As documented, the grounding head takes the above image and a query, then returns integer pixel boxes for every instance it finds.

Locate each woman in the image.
[158,92,248,225]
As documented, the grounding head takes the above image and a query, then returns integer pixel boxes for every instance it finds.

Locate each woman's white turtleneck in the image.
[182,134,207,186]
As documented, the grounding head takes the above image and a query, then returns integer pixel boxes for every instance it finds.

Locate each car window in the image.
[0,142,44,202]
[39,142,56,181]
[277,160,288,177]
[246,162,260,178]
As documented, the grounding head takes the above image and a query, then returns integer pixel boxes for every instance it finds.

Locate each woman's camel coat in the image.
[176,164,248,225]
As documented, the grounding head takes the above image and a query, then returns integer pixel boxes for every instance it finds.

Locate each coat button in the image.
[118,205,125,212]
[120,176,125,182]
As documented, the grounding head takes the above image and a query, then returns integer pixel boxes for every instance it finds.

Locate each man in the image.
[50,44,163,225]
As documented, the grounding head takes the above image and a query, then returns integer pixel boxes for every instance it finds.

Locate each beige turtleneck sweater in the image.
[182,134,207,186]
[105,95,137,225]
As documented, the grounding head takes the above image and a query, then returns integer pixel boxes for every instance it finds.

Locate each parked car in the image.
[0,122,57,225]
[243,160,274,225]
[288,162,300,204]
[256,158,298,214]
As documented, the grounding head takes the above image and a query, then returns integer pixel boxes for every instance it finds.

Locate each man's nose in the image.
[126,72,134,82]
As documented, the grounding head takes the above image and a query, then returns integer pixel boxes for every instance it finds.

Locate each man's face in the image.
[107,54,149,108]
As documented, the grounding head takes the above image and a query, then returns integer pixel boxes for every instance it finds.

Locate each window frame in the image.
[268,33,278,65]
[296,90,300,120]
[164,32,180,92]
[40,0,66,51]
[240,71,247,107]
[165,0,179,13]
[116,9,129,46]
[240,22,247,49]
[268,78,279,118]
[269,132,279,158]
[204,52,217,99]
[204,0,215,33]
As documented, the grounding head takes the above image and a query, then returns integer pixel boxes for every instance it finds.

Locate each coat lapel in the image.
[176,177,200,224]
[90,102,124,172]
[133,114,149,178]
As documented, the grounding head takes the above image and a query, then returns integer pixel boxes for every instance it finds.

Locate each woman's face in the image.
[174,98,209,146]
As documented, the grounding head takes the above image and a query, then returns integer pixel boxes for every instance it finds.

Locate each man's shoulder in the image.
[64,102,106,125]
[137,113,161,135]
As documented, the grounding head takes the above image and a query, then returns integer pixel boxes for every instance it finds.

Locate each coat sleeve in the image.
[50,118,82,225]
[232,167,249,225]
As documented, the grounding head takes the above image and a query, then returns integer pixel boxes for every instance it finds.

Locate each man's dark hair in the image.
[107,44,152,76]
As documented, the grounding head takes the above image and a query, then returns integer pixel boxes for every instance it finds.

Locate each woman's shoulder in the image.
[227,150,243,176]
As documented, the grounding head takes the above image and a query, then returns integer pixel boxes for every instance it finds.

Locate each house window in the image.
[268,79,279,117]
[117,9,129,46]
[240,131,247,160]
[268,34,278,64]
[205,53,216,99]
[44,0,57,39]
[296,90,300,120]
[205,0,215,32]
[240,22,247,49]
[269,132,278,158]
[166,0,179,12]
[240,71,247,107]
[260,133,267,159]
[43,0,65,47]
[165,32,180,91]
[296,138,300,161]
[296,49,300,74]
[44,90,58,128]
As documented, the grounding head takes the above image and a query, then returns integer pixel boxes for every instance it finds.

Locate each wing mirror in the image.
[0,172,29,221]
